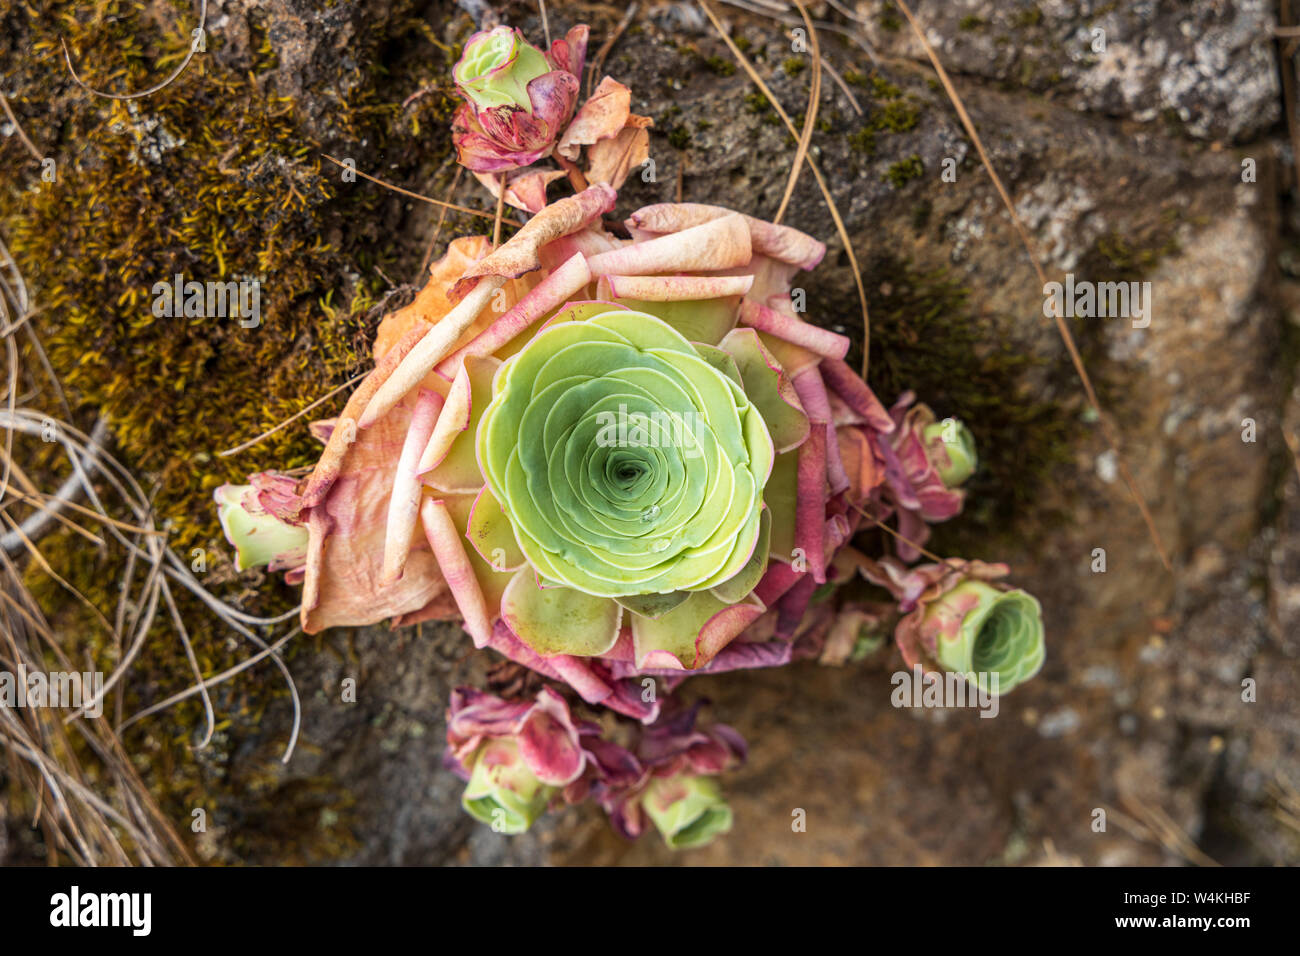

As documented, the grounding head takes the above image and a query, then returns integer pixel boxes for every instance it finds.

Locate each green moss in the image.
[911,199,933,231]
[844,73,923,159]
[862,260,1078,552]
[882,155,925,187]
[668,125,692,150]
[223,773,362,865]
[1259,300,1300,531]
[783,57,807,77]
[1060,214,1183,418]
[744,91,782,127]
[1090,223,1182,282]
[874,98,921,133]
[1012,8,1045,28]
[959,15,987,30]
[703,55,736,77]
[848,128,877,156]
[0,0,461,863]
[4,1,459,548]
[843,72,908,104]
[869,76,904,100]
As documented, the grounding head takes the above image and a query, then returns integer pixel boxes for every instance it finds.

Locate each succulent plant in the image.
[216,20,1046,849]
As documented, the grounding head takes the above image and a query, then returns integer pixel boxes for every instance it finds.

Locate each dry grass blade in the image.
[0,226,305,865]
[218,371,366,457]
[848,500,945,565]
[891,0,1171,573]
[0,248,71,422]
[1,485,166,540]
[1279,2,1300,198]
[0,488,104,550]
[418,165,464,279]
[61,0,209,102]
[0,513,115,635]
[773,0,822,225]
[158,580,216,750]
[0,307,17,503]
[1111,797,1220,867]
[719,0,879,64]
[820,58,862,115]
[493,172,507,247]
[118,627,301,734]
[1,546,194,865]
[587,3,639,97]
[0,405,304,760]
[0,93,44,163]
[538,0,552,46]
[1267,776,1300,834]
[699,0,872,373]
[322,154,524,226]
[1285,429,1300,485]
[0,418,109,552]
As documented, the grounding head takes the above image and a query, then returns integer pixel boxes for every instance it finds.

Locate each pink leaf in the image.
[435,252,592,376]
[381,388,443,584]
[420,498,494,648]
[586,213,752,276]
[738,298,849,360]
[603,273,753,301]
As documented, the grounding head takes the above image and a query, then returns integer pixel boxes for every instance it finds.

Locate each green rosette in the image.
[933,581,1045,694]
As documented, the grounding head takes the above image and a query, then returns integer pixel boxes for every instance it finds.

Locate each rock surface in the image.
[857,0,1280,143]
[3,0,1297,866]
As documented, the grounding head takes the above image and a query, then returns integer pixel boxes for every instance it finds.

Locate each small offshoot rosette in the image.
[449,24,652,214]
[442,688,742,847]
[860,557,1046,695]
[450,24,588,173]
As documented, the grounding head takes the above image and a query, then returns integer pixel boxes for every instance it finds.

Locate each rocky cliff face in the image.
[2,0,1296,866]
